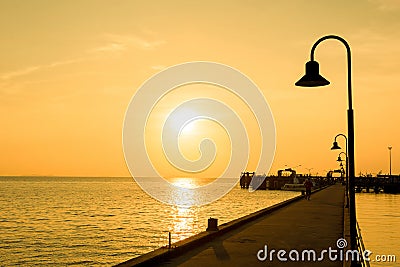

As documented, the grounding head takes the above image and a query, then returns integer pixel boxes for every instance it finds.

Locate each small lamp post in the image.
[388,146,392,176]
[332,136,349,208]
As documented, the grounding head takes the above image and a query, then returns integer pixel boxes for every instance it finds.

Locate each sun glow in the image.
[145,83,252,179]
[170,177,198,189]
[180,120,197,136]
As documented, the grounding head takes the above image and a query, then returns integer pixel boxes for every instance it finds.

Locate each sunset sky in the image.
[1,0,399,177]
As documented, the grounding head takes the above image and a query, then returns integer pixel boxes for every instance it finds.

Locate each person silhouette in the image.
[304,178,312,200]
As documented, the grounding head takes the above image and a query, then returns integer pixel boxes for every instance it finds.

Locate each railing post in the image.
[168,231,171,249]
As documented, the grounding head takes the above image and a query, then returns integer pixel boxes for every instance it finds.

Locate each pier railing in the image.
[356,221,370,267]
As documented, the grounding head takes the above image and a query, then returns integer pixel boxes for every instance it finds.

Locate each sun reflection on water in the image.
[165,178,202,242]
[168,177,219,207]
[170,177,199,188]
[168,205,201,242]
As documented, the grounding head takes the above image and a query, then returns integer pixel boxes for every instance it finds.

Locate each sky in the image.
[1,0,399,177]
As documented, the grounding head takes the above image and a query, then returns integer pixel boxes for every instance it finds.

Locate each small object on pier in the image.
[206,217,218,231]
[168,231,171,249]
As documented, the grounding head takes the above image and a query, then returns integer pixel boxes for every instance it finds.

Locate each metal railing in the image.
[356,221,370,267]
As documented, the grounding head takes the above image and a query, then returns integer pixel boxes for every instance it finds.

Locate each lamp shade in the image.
[331,141,341,150]
[337,156,343,162]
[295,61,330,87]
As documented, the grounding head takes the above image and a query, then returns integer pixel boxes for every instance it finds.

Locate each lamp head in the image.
[337,156,343,162]
[295,60,330,87]
[331,141,341,150]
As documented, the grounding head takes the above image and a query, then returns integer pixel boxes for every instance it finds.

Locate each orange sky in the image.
[1,0,399,177]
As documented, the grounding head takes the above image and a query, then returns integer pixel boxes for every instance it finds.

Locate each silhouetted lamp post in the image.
[295,35,357,252]
[337,152,349,207]
[332,134,349,208]
[388,146,392,176]
[293,164,302,170]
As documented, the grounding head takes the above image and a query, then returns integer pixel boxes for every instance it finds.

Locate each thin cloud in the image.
[90,43,127,53]
[369,0,400,11]
[0,66,41,80]
[151,65,167,71]
[0,58,84,81]
[102,33,166,50]
[0,33,166,82]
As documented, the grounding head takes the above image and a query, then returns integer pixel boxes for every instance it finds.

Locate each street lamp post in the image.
[285,164,302,170]
[332,134,349,208]
[293,164,302,170]
[337,151,349,207]
[295,35,357,253]
[388,146,392,176]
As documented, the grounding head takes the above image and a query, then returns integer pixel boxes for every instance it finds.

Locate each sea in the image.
[0,177,398,266]
[356,192,399,267]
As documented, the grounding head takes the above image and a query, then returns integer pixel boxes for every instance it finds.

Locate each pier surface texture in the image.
[119,184,345,267]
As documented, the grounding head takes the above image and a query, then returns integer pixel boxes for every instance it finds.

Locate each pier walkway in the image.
[119,184,345,267]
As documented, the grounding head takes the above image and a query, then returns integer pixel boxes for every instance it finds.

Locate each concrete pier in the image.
[116,184,345,267]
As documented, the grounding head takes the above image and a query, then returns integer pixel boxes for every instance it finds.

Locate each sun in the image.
[180,120,197,136]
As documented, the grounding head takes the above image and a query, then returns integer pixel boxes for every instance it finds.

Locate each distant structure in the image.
[239,170,400,194]
[239,172,255,189]
[240,168,311,190]
[266,168,301,190]
[355,175,400,193]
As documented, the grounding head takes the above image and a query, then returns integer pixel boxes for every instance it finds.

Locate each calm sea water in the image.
[1,177,397,266]
[356,193,400,267]
[0,176,299,266]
